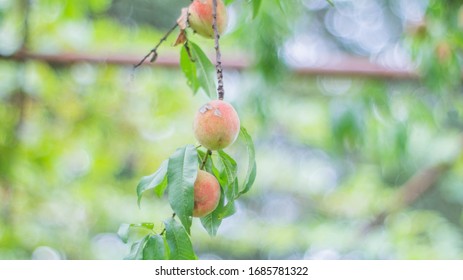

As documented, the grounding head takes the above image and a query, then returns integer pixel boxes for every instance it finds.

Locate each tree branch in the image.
[360,159,456,236]
[212,0,225,100]
[398,163,451,207]
[133,23,179,70]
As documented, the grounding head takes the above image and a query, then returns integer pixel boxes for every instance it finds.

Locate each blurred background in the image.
[1,0,463,259]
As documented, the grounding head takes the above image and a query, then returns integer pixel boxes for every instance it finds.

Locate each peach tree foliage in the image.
[118,0,257,260]
[118,0,335,261]
[119,130,255,260]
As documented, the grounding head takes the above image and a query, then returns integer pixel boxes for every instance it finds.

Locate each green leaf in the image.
[164,218,197,260]
[154,176,168,198]
[180,45,200,94]
[143,235,167,260]
[189,41,216,99]
[217,150,238,198]
[117,224,131,243]
[212,160,227,187]
[326,0,335,7]
[125,235,149,260]
[167,145,198,234]
[197,149,213,172]
[218,150,238,178]
[220,176,238,219]
[209,155,236,217]
[136,160,168,207]
[238,127,257,196]
[252,0,262,18]
[200,189,225,236]
[219,198,236,219]
[117,223,155,243]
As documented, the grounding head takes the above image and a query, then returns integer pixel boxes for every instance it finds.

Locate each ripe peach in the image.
[194,100,240,150]
[193,170,221,217]
[188,0,228,38]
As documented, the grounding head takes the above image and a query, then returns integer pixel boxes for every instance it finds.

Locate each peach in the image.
[194,100,240,150]
[193,170,221,217]
[188,0,228,38]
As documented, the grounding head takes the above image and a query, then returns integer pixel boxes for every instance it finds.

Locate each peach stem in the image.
[200,150,213,170]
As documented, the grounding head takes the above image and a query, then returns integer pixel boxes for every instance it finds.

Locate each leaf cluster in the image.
[124,126,255,259]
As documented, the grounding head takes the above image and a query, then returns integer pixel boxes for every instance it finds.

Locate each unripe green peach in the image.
[194,100,240,150]
[188,0,228,38]
[193,170,221,217]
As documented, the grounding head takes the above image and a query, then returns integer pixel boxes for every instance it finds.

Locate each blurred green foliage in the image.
[0,0,463,259]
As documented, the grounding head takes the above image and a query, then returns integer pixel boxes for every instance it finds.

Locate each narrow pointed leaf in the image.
[241,161,256,195]
[219,179,237,220]
[136,160,168,207]
[180,45,200,93]
[167,145,197,233]
[209,155,236,218]
[212,161,227,187]
[218,150,238,184]
[200,189,225,236]
[125,235,149,260]
[164,218,197,260]
[238,127,257,196]
[117,223,155,244]
[117,224,131,243]
[219,199,236,219]
[153,176,168,198]
[143,235,167,260]
[217,150,238,199]
[189,41,216,99]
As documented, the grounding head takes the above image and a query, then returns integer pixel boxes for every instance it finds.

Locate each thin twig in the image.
[200,150,212,170]
[133,23,179,70]
[212,0,225,100]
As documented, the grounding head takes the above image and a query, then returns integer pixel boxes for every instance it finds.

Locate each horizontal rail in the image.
[1,50,420,79]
